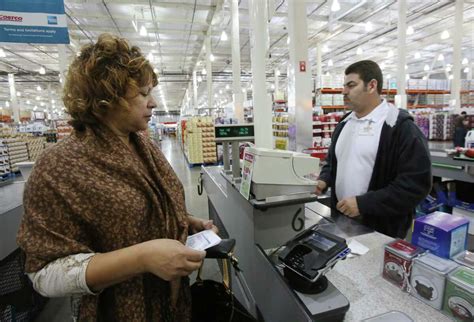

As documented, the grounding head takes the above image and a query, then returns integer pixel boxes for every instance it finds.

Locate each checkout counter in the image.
[0,180,24,260]
[201,129,453,321]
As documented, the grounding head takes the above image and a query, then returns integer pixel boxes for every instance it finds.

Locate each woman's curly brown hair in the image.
[63,33,158,130]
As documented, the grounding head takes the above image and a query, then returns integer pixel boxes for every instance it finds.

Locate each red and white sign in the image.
[299,61,306,72]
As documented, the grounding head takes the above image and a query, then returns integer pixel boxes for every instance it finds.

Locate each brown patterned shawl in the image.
[17,125,191,321]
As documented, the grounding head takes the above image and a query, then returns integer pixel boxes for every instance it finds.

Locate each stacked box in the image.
[185,117,217,164]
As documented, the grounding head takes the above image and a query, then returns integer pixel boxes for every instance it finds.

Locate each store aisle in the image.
[158,135,209,219]
[34,135,217,321]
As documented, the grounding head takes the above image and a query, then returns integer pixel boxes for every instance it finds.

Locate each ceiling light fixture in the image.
[16,92,21,97]
[387,50,393,58]
[276,69,281,76]
[440,30,449,40]
[5,101,10,108]
[209,54,215,62]
[39,67,46,75]
[424,64,430,71]
[202,68,207,75]
[153,68,158,74]
[414,52,421,59]
[356,47,363,55]
[197,75,203,82]
[225,84,230,90]
[464,67,470,73]
[0,48,6,58]
[406,26,414,35]
[328,59,333,67]
[422,76,427,80]
[37,85,42,91]
[140,25,147,37]
[147,53,154,63]
[36,96,40,100]
[322,45,329,53]
[220,31,228,41]
[331,0,341,12]
[446,65,452,72]
[438,54,444,61]
[462,58,469,65]
[26,100,31,104]
[132,19,138,33]
[365,22,373,32]
[448,74,453,80]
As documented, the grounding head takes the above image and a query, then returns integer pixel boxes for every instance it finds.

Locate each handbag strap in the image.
[196,253,234,289]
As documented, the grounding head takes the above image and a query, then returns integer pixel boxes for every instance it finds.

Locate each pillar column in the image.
[231,0,244,122]
[8,74,19,123]
[396,0,407,109]
[287,0,312,152]
[248,0,272,148]
[451,0,464,112]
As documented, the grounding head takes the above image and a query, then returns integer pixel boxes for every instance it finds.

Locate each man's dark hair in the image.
[461,111,467,116]
[345,60,383,94]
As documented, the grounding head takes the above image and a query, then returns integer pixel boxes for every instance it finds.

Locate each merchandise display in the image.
[183,116,217,164]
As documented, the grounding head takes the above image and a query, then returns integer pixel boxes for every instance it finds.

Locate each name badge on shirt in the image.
[358,121,375,136]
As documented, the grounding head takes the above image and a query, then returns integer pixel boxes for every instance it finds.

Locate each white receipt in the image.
[186,230,222,251]
[346,239,370,258]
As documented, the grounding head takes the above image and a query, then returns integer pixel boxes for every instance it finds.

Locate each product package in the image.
[412,211,469,259]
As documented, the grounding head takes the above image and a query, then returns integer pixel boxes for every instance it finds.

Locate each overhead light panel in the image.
[0,49,5,58]
[220,31,228,41]
[446,65,452,72]
[328,59,333,67]
[438,54,445,61]
[387,50,393,58]
[414,52,421,59]
[132,18,138,33]
[462,58,469,65]
[147,52,154,63]
[406,74,410,80]
[5,101,10,107]
[356,47,363,55]
[16,92,21,97]
[209,53,215,62]
[202,68,207,75]
[37,85,42,91]
[153,68,158,74]
[464,67,470,73]
[422,76,427,80]
[225,84,230,90]
[36,96,40,100]
[39,67,46,74]
[424,64,430,71]
[26,100,31,104]
[406,26,414,35]
[440,30,449,40]
[275,69,281,76]
[365,22,373,32]
[448,74,453,80]
[197,75,202,82]
[322,45,330,53]
[331,0,341,12]
[140,25,147,37]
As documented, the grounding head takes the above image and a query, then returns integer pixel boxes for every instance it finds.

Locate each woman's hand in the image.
[140,239,206,281]
[188,216,219,234]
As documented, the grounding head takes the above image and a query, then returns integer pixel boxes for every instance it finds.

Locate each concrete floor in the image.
[34,135,221,321]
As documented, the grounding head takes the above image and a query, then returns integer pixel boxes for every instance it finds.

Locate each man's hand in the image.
[315,180,327,196]
[188,216,219,234]
[336,197,360,217]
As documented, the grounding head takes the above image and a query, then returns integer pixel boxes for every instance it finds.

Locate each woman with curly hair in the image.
[17,33,216,321]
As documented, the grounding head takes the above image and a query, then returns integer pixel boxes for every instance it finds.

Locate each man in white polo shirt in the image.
[316,60,431,238]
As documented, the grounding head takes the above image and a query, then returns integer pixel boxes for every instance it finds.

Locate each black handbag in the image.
[191,240,257,322]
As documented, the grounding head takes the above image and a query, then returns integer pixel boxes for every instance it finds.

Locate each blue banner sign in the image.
[0,0,70,44]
